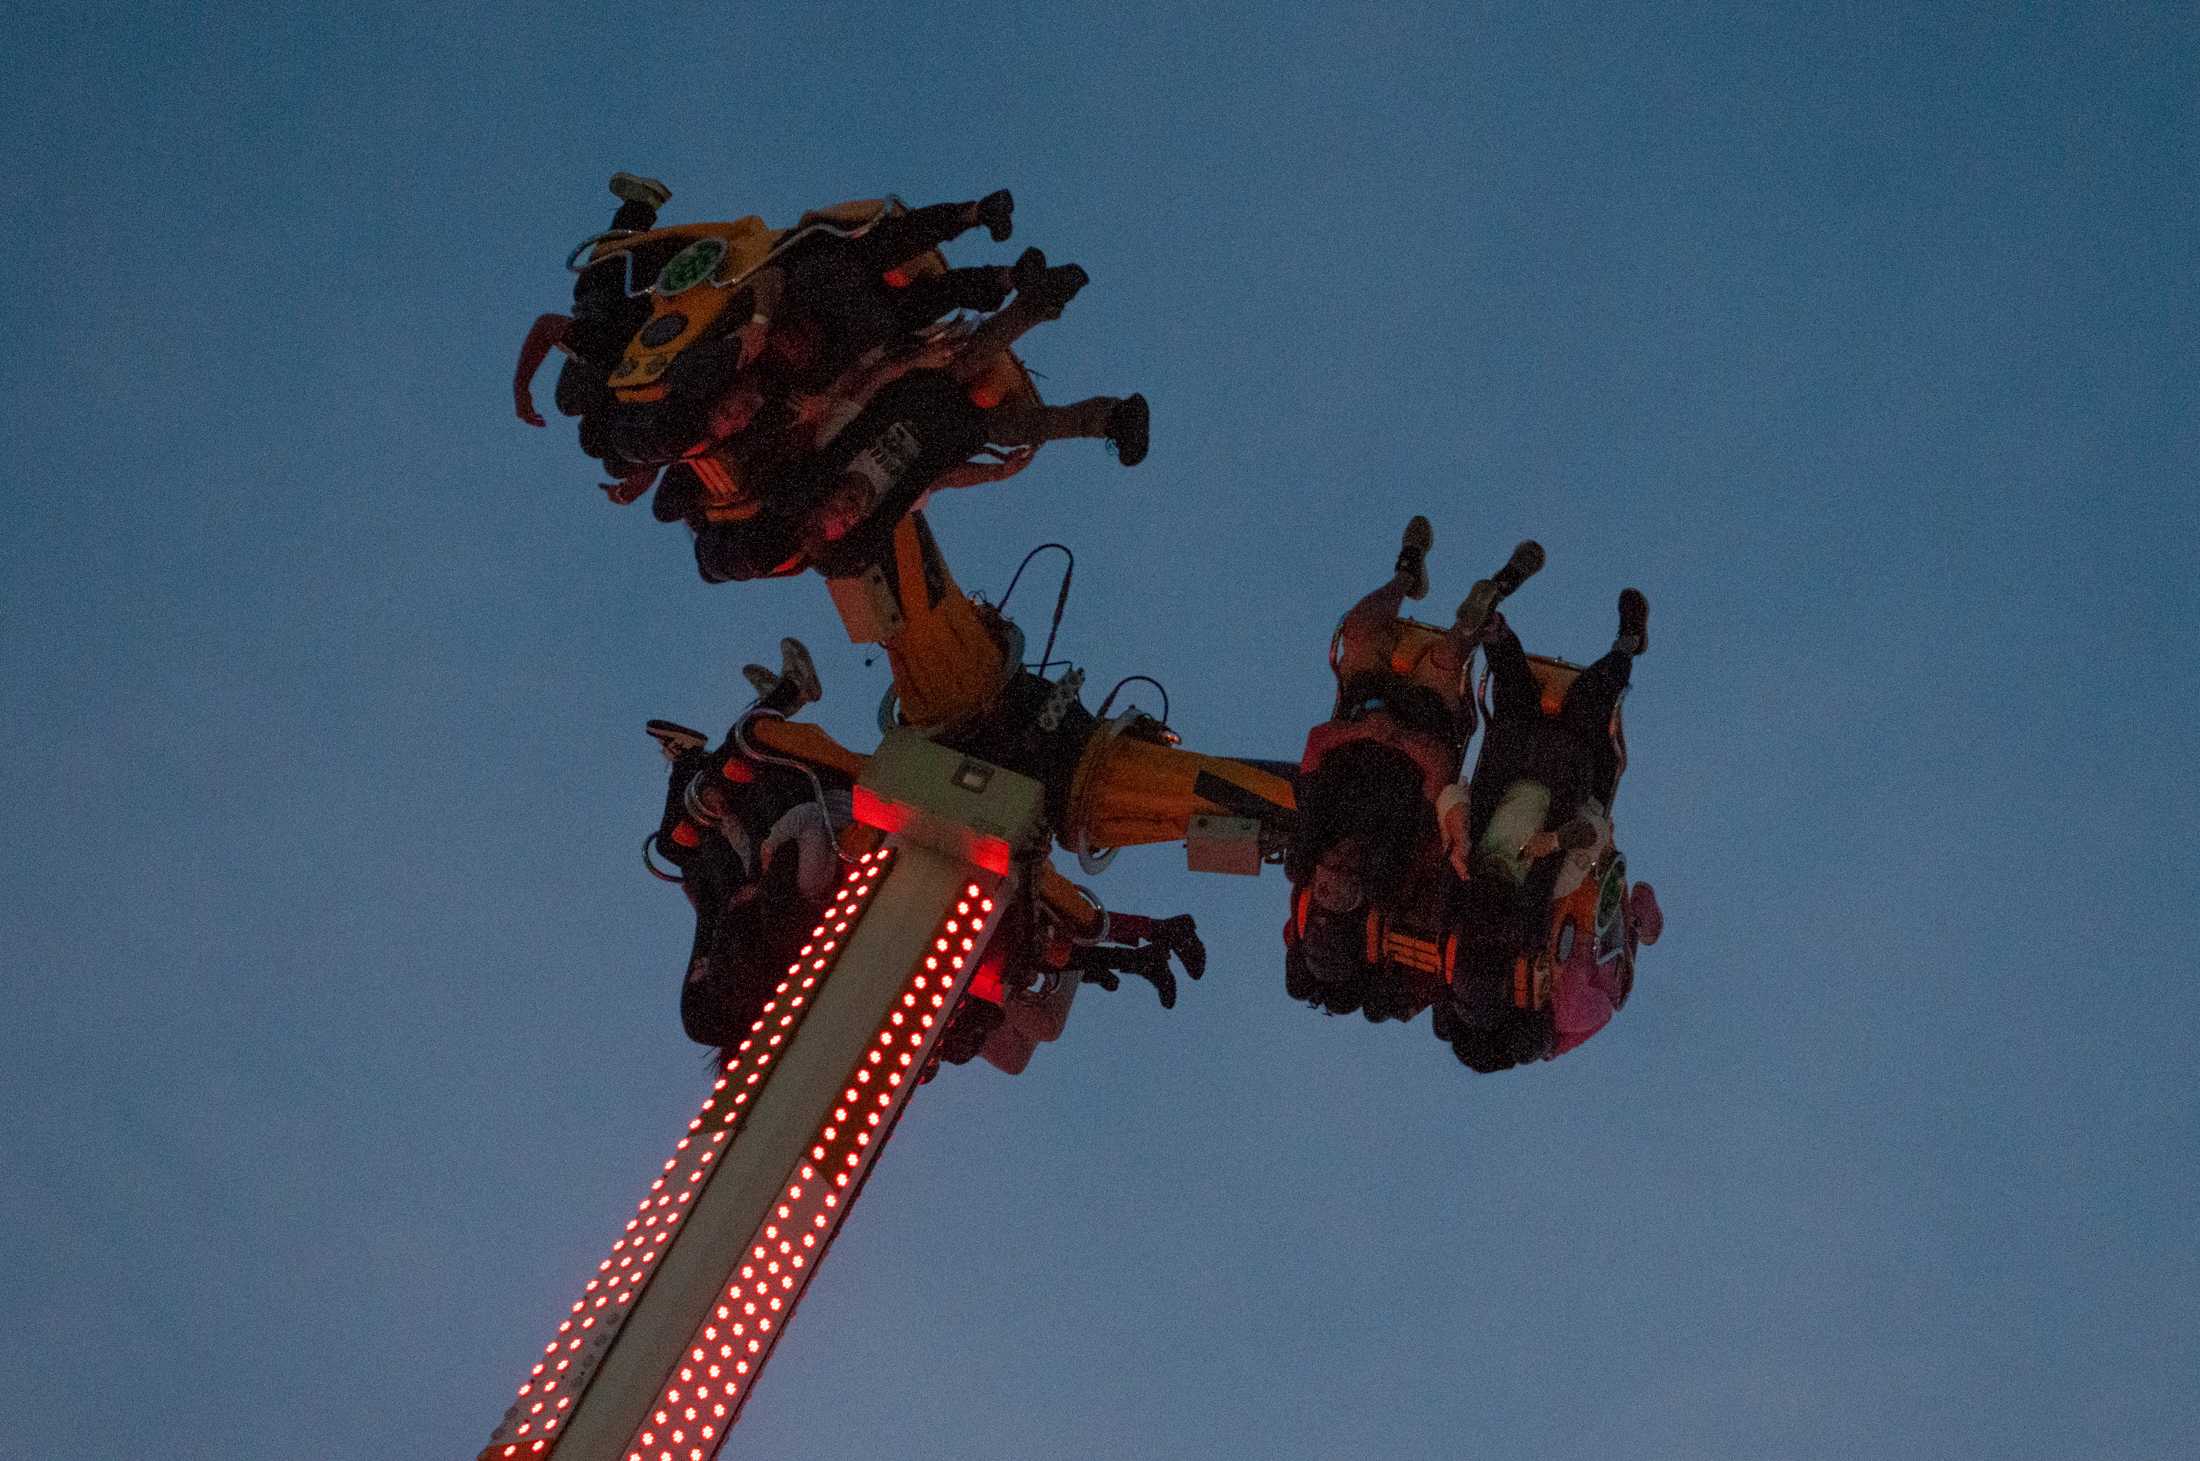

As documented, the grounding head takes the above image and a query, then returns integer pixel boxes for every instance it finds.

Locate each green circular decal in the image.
[1596,857,1626,941]
[655,238,727,296]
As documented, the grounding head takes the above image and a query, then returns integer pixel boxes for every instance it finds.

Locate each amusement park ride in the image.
[478,186,1654,1459]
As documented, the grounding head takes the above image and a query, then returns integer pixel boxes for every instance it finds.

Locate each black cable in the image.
[1098,674,1172,727]
[641,833,686,884]
[997,543,1074,675]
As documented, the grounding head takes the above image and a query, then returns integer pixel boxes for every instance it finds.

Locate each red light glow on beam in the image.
[477,850,896,1461]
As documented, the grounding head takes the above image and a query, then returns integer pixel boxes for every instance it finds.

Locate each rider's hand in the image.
[1440,801,1471,879]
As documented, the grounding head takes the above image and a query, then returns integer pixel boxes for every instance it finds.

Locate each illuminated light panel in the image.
[616,877,1001,1461]
[479,851,896,1461]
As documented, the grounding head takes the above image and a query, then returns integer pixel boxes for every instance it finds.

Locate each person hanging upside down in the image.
[1288,517,1545,919]
[642,639,852,1051]
[517,180,1028,485]
[1466,587,1648,888]
[675,277,1150,584]
[751,190,1020,385]
[1434,585,1652,1071]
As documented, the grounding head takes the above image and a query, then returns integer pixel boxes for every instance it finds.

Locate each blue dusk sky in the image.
[2,4,2195,1458]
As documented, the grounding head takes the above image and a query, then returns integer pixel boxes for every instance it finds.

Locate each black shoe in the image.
[1395,516,1434,600]
[645,719,708,761]
[1492,540,1546,597]
[1022,262,1088,319]
[1009,246,1048,294]
[1456,540,1544,640]
[975,189,1015,242]
[1106,394,1149,467]
[1616,588,1649,655]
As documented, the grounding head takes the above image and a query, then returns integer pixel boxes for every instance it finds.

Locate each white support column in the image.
[479,734,1043,1461]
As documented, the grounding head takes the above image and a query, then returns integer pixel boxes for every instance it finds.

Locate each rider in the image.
[746,190,1023,385]
[1441,835,1664,1072]
[1435,588,1650,1071]
[1288,517,1544,918]
[517,179,1059,492]
[671,273,1151,583]
[646,639,850,1050]
[1467,587,1648,887]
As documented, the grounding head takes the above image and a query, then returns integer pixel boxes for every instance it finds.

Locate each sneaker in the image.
[609,172,672,209]
[1616,588,1649,655]
[776,637,823,706]
[645,719,708,761]
[1491,539,1546,597]
[741,664,778,699]
[1455,540,1544,640]
[974,189,1014,242]
[1106,394,1149,467]
[1021,262,1089,320]
[1008,246,1048,294]
[1395,516,1434,600]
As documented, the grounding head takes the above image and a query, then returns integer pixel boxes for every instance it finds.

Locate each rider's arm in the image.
[1437,781,1471,878]
[512,313,571,427]
[737,268,786,364]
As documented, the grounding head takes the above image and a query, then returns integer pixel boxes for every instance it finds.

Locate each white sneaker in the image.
[777,638,823,706]
[609,172,672,209]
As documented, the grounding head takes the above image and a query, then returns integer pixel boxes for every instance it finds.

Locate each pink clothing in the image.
[1299,710,1462,804]
[1549,881,1661,1055]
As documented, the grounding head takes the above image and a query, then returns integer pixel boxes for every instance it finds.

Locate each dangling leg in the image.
[946,256,1091,379]
[608,171,670,232]
[741,637,824,715]
[1556,649,1633,746]
[891,264,1015,327]
[1479,614,1542,725]
[1557,589,1645,805]
[854,191,1015,265]
[981,394,1148,465]
[1454,539,1546,641]
[1341,516,1432,639]
[1327,517,1432,697]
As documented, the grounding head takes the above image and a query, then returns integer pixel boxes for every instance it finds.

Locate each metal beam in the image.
[479,738,1044,1461]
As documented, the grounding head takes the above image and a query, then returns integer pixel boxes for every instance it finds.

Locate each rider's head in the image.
[1286,740,1429,898]
[1309,840,1367,914]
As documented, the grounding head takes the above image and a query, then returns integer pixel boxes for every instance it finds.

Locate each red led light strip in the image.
[618,878,1001,1461]
[481,848,897,1460]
